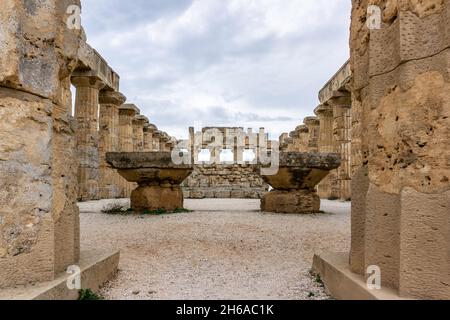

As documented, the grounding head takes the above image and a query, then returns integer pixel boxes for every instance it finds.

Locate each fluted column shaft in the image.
[118,104,138,197]
[99,91,126,199]
[72,76,105,201]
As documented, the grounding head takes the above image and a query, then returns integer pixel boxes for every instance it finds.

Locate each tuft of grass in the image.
[308,292,315,298]
[142,208,193,215]
[78,289,104,300]
[101,202,130,215]
[314,274,325,287]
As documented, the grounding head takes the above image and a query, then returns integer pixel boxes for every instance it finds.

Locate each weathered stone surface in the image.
[72,75,105,201]
[261,190,320,214]
[131,186,183,211]
[257,152,340,214]
[347,0,450,299]
[0,0,82,288]
[106,152,193,211]
[98,90,126,199]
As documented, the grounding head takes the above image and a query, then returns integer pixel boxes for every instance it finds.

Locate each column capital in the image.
[327,91,351,108]
[295,125,309,134]
[133,115,149,126]
[99,90,127,106]
[314,103,333,117]
[303,116,320,127]
[119,104,140,117]
[71,75,105,90]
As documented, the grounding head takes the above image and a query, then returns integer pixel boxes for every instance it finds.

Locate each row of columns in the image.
[71,75,173,201]
[314,92,352,200]
[281,94,352,201]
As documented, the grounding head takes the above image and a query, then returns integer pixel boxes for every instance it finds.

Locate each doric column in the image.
[329,92,352,200]
[71,75,105,201]
[315,103,337,199]
[98,90,126,199]
[118,104,139,197]
[153,131,162,151]
[132,115,149,151]
[303,117,320,153]
[143,123,156,152]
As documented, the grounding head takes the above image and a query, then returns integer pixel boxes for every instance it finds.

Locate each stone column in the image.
[132,115,148,152]
[350,0,450,299]
[143,124,155,152]
[71,75,105,201]
[98,90,126,199]
[315,103,337,199]
[118,104,139,198]
[303,117,320,153]
[0,0,81,288]
[153,131,162,151]
[328,93,352,200]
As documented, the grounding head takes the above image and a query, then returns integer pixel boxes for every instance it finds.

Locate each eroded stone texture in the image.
[329,93,352,200]
[257,153,341,214]
[315,104,338,199]
[106,152,193,211]
[72,75,105,201]
[183,127,270,199]
[350,0,450,299]
[133,115,149,152]
[0,0,82,288]
[118,104,139,198]
[98,90,126,199]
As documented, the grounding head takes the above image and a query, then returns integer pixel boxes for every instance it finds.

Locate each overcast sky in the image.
[80,0,351,139]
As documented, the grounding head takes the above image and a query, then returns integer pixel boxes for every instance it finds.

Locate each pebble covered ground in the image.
[79,199,350,300]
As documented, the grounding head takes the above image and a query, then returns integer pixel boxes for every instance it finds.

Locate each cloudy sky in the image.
[80,0,351,139]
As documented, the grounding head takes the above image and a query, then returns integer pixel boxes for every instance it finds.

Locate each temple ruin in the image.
[182,127,270,199]
[0,0,449,301]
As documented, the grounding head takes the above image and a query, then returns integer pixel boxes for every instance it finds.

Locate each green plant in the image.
[101,202,130,214]
[308,292,315,298]
[78,289,104,300]
[314,274,324,287]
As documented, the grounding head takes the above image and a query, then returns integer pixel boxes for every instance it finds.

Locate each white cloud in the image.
[80,0,351,139]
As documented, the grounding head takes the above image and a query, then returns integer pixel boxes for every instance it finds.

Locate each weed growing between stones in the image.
[78,289,104,300]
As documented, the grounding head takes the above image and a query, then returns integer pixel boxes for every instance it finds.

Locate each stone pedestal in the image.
[131,186,184,211]
[257,153,340,214]
[261,190,320,214]
[106,152,193,211]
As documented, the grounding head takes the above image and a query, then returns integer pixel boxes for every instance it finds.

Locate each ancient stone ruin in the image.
[313,0,450,300]
[182,127,270,199]
[258,153,340,214]
[1,0,449,301]
[106,152,193,212]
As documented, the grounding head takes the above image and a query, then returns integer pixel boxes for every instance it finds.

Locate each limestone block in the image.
[261,190,320,214]
[131,186,183,212]
[0,0,82,104]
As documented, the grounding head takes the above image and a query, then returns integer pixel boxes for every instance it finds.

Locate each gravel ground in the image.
[79,199,350,300]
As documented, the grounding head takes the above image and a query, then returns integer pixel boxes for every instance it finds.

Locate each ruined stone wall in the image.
[182,164,268,199]
[183,127,270,198]
[350,0,450,299]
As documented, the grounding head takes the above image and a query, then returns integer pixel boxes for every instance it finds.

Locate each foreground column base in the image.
[131,185,184,211]
[261,190,320,214]
[312,252,408,300]
[0,249,119,300]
